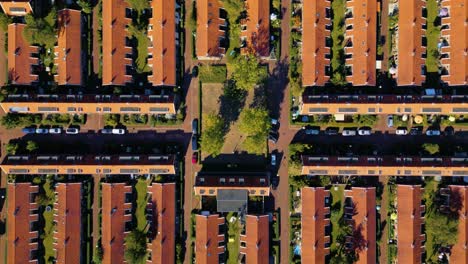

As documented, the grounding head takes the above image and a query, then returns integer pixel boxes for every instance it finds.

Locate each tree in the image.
[0,12,12,31]
[241,134,266,154]
[238,108,270,136]
[200,113,225,157]
[23,8,57,49]
[5,143,19,155]
[26,141,39,153]
[127,25,150,73]
[422,143,440,155]
[125,0,149,14]
[1,114,21,129]
[426,212,458,248]
[231,55,267,91]
[124,229,147,264]
[104,114,120,127]
[77,0,93,14]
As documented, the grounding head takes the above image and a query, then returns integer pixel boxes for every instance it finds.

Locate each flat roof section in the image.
[8,23,39,85]
[194,172,270,196]
[148,0,176,86]
[344,0,377,86]
[195,214,225,264]
[217,189,248,213]
[448,185,468,263]
[196,0,226,59]
[54,9,82,86]
[0,1,32,16]
[397,0,426,86]
[7,182,40,264]
[101,183,133,264]
[397,185,425,264]
[239,215,269,264]
[54,183,82,264]
[241,0,269,57]
[302,0,331,86]
[102,0,132,86]
[344,187,376,264]
[147,183,176,264]
[440,0,468,85]
[301,187,331,264]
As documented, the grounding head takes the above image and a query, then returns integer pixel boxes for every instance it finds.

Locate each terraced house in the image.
[8,23,40,85]
[196,0,227,59]
[195,214,226,264]
[240,0,270,57]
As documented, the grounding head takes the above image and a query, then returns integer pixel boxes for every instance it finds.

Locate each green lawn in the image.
[135,178,149,231]
[330,185,345,253]
[226,212,240,264]
[330,0,347,86]
[425,0,441,74]
[42,180,55,263]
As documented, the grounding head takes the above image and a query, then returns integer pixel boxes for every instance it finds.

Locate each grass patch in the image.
[330,185,345,253]
[135,178,149,231]
[425,0,441,88]
[42,180,56,263]
[199,65,227,83]
[226,212,240,264]
[330,0,347,86]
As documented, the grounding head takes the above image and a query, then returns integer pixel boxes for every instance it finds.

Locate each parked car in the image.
[268,131,279,143]
[410,126,423,135]
[395,127,408,135]
[65,127,80,134]
[112,129,126,135]
[426,129,441,136]
[191,152,198,164]
[387,116,394,127]
[192,65,198,77]
[36,128,48,134]
[49,128,62,134]
[271,119,279,129]
[192,119,198,135]
[342,129,357,136]
[444,126,455,136]
[22,127,36,134]
[271,175,279,190]
[271,154,277,166]
[191,136,198,151]
[303,126,320,135]
[358,127,372,136]
[325,127,339,136]
[101,128,113,134]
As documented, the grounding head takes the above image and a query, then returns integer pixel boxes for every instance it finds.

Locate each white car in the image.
[426,129,441,136]
[49,128,62,134]
[112,129,126,135]
[342,129,357,136]
[271,154,277,166]
[395,128,408,135]
[65,128,79,134]
[35,128,48,134]
[358,128,372,136]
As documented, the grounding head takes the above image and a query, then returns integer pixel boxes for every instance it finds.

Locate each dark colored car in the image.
[268,131,279,143]
[191,136,198,151]
[22,127,36,134]
[325,127,339,135]
[192,66,198,77]
[444,126,455,136]
[192,119,198,135]
[304,126,320,135]
[271,175,279,190]
[410,126,423,135]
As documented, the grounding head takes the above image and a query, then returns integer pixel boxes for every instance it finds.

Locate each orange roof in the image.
[448,185,468,263]
[54,9,82,86]
[195,214,225,264]
[54,183,82,264]
[241,0,269,57]
[397,185,425,264]
[302,0,331,86]
[344,0,377,86]
[344,187,376,264]
[147,183,176,264]
[101,183,133,264]
[102,0,132,85]
[440,0,468,85]
[148,0,176,86]
[0,1,32,16]
[7,182,39,264]
[397,0,426,86]
[301,187,331,264]
[239,215,269,264]
[196,0,226,58]
[8,23,39,85]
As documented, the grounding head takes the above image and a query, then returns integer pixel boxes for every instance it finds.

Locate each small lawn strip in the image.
[226,212,240,264]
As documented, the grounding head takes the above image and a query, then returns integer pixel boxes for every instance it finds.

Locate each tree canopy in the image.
[124,229,148,264]
[238,107,270,154]
[422,143,440,155]
[0,12,12,31]
[26,141,39,153]
[23,8,57,49]
[125,0,150,14]
[200,113,225,157]
[231,55,267,91]
[77,0,93,14]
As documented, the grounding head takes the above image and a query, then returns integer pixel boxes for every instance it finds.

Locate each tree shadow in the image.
[219,80,247,125]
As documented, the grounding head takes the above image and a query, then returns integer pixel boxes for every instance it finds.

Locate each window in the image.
[149,169,169,174]
[38,107,58,112]
[103,107,112,112]
[229,178,235,183]
[240,241,246,247]
[308,107,328,113]
[421,108,441,113]
[220,178,226,183]
[150,107,170,113]
[338,108,358,113]
[120,107,141,112]
[125,193,133,203]
[67,107,76,112]
[239,178,245,183]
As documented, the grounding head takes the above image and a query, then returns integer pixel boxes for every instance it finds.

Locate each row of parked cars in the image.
[302,125,454,137]
[22,127,79,134]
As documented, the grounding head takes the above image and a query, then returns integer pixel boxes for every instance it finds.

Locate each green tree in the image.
[1,114,21,129]
[5,143,19,155]
[26,140,39,153]
[23,8,57,49]
[77,0,93,14]
[127,25,150,73]
[0,12,12,31]
[104,114,120,127]
[231,55,267,91]
[200,113,225,157]
[241,134,266,154]
[422,143,440,155]
[238,108,270,136]
[124,229,147,264]
[125,0,149,14]
[188,2,197,31]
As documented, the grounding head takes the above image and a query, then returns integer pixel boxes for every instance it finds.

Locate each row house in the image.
[147,183,176,264]
[53,183,82,264]
[396,0,426,86]
[344,187,376,264]
[446,185,468,263]
[240,0,270,57]
[301,187,331,263]
[194,172,270,197]
[439,0,468,85]
[101,183,133,264]
[302,0,331,86]
[397,185,425,264]
[7,182,40,264]
[344,0,377,86]
[195,214,226,264]
[196,0,227,59]
[148,0,177,86]
[239,215,269,264]
[8,23,39,85]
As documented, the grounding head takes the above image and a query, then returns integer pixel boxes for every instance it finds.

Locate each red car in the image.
[192,152,198,164]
